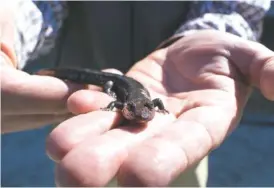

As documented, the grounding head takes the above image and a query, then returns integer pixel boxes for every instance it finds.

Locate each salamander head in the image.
[122,99,155,123]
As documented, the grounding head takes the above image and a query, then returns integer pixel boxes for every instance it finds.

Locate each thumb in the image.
[229,38,274,101]
[166,30,274,101]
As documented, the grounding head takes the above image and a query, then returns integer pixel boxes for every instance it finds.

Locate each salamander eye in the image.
[144,103,154,109]
[127,103,136,112]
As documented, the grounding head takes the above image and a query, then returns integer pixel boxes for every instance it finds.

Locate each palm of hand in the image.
[127,41,251,139]
[129,47,250,115]
[49,31,274,187]
[114,39,251,185]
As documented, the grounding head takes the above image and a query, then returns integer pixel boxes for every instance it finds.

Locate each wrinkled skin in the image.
[43,30,274,187]
[2,30,274,186]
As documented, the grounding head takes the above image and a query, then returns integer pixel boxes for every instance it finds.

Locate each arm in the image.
[158,1,271,48]
[11,0,68,69]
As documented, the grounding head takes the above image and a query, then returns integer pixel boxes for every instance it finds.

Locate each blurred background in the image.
[2,2,274,187]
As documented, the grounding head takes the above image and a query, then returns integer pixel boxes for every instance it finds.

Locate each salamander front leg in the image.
[152,98,169,114]
[101,101,124,111]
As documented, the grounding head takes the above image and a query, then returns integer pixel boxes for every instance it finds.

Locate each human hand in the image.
[1,65,91,133]
[0,3,82,133]
[46,30,274,186]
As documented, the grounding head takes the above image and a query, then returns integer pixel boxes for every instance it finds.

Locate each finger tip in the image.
[46,124,76,162]
[260,60,274,101]
[46,133,67,162]
[67,90,113,114]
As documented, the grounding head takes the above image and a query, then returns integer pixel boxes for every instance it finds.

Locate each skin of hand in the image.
[1,57,120,133]
[0,5,121,133]
[25,30,274,186]
[44,30,274,187]
[1,66,86,133]
[0,4,79,133]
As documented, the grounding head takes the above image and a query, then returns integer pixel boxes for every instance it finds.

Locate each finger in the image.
[67,90,114,114]
[259,57,274,100]
[118,105,237,186]
[167,30,274,100]
[46,69,124,160]
[46,111,122,162]
[229,39,274,101]
[1,67,86,115]
[55,113,176,187]
[1,113,73,134]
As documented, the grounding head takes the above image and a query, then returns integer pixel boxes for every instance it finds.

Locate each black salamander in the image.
[37,67,169,123]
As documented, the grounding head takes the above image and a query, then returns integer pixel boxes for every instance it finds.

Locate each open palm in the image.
[46,30,274,187]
